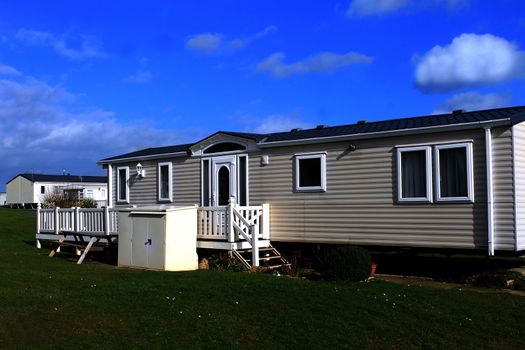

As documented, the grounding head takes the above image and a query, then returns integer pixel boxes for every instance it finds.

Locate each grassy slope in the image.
[1,207,525,349]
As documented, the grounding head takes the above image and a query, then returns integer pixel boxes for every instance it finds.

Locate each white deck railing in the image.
[197,199,270,267]
[37,205,118,236]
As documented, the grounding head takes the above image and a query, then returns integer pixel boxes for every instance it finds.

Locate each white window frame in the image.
[294,153,327,192]
[434,143,474,203]
[158,162,173,202]
[397,146,433,203]
[116,166,130,204]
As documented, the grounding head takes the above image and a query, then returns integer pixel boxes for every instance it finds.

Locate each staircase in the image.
[232,244,290,270]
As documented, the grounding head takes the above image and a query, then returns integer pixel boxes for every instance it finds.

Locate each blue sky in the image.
[1,0,525,190]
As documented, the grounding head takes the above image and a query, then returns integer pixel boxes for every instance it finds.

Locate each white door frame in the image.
[211,155,237,207]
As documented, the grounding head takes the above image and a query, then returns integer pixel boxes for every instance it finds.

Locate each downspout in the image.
[485,127,495,256]
[107,164,113,208]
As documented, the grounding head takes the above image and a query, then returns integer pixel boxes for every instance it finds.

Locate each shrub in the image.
[473,270,525,289]
[323,246,372,282]
[208,253,247,272]
[42,192,99,208]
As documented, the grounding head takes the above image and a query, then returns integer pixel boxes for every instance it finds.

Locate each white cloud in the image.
[348,0,409,16]
[0,63,20,76]
[253,114,311,134]
[186,33,223,53]
[415,33,525,92]
[0,70,191,189]
[432,91,512,114]
[256,51,373,78]
[15,28,106,60]
[347,0,467,16]
[186,26,277,54]
[123,70,152,84]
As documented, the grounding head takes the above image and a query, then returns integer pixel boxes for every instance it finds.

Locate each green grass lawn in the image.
[1,207,525,349]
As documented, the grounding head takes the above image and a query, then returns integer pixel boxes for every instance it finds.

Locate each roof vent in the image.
[316,124,329,129]
[290,128,303,132]
[452,109,465,115]
[357,120,368,125]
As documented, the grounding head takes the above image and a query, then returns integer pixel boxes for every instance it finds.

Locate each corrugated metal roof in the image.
[99,105,525,161]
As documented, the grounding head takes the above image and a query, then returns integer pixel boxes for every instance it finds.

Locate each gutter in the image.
[97,151,188,165]
[485,127,495,256]
[257,118,511,148]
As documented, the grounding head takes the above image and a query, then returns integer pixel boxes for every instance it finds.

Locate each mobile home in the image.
[89,106,524,257]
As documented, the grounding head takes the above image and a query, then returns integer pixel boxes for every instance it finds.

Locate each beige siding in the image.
[492,127,516,250]
[112,157,200,207]
[250,129,491,249]
[6,176,34,204]
[513,123,525,250]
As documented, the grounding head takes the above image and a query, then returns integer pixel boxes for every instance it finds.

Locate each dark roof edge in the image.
[97,151,189,164]
[6,174,107,185]
[257,118,512,148]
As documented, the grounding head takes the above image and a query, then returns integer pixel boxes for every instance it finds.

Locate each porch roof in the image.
[99,105,525,162]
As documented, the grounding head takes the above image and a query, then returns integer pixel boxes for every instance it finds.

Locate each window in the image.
[158,162,173,202]
[238,155,248,206]
[100,188,107,199]
[85,189,94,198]
[40,186,45,194]
[397,146,432,203]
[435,143,473,202]
[117,166,129,203]
[203,142,246,154]
[295,153,326,192]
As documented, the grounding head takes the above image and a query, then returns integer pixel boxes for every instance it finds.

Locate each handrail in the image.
[36,204,118,236]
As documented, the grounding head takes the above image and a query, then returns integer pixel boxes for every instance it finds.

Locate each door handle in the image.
[145,238,152,245]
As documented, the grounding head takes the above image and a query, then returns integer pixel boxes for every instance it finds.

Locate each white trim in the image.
[485,128,495,256]
[157,162,173,202]
[395,139,474,149]
[107,164,113,207]
[116,166,130,204]
[512,126,519,251]
[434,143,474,203]
[294,153,327,192]
[258,119,510,148]
[237,154,249,205]
[396,146,433,203]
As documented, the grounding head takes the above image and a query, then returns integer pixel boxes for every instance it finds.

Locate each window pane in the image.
[41,186,45,194]
[218,166,230,206]
[299,158,321,187]
[203,160,210,206]
[440,147,467,198]
[239,156,247,206]
[160,165,169,199]
[401,151,426,198]
[118,169,127,201]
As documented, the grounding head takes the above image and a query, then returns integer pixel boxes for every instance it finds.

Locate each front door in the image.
[211,156,237,206]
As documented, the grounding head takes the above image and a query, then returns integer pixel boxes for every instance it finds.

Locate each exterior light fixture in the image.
[136,163,145,177]
[348,144,357,152]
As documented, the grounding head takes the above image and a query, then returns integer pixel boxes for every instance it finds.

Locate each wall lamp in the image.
[136,163,146,177]
[348,143,357,152]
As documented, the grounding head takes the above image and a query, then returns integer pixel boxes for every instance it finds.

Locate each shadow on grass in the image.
[372,250,525,283]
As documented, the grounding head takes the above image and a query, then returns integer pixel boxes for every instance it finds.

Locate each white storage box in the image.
[118,205,198,271]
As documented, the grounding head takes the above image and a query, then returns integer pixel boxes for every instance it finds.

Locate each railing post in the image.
[74,207,80,233]
[36,203,41,249]
[252,226,259,267]
[261,203,270,240]
[104,206,110,236]
[54,206,60,235]
[228,197,235,243]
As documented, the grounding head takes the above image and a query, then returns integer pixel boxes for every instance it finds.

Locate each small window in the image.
[40,186,45,194]
[295,153,326,192]
[100,188,107,199]
[158,162,173,202]
[117,167,129,203]
[435,143,473,202]
[85,189,94,199]
[397,146,432,203]
[203,142,246,154]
